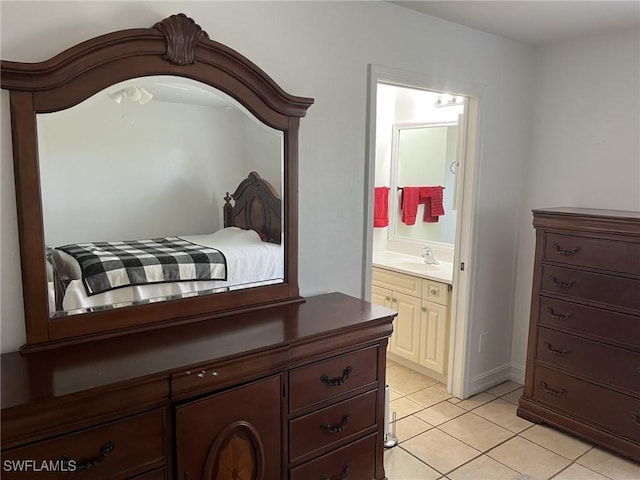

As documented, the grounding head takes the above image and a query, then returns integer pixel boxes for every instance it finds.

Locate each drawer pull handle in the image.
[540,381,566,397]
[631,413,640,424]
[544,342,570,356]
[552,243,581,256]
[60,441,115,471]
[320,366,353,386]
[321,411,352,434]
[551,276,576,289]
[320,463,351,480]
[546,307,573,320]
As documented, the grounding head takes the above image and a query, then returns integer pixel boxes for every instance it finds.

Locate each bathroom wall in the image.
[510,27,640,382]
[2,0,534,398]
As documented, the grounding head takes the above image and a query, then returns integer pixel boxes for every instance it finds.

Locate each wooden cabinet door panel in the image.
[388,292,421,363]
[175,375,282,480]
[418,301,449,374]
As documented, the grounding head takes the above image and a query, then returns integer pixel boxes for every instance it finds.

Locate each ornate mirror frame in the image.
[1,14,313,351]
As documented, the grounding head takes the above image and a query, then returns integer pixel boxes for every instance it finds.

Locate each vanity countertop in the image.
[373,251,453,285]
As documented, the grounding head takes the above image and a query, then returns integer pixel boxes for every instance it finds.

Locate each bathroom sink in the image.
[387,259,440,272]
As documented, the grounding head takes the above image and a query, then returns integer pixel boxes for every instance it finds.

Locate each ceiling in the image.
[390,1,640,46]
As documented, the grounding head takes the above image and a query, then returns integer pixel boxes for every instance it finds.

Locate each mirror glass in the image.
[37,76,284,318]
[391,122,458,244]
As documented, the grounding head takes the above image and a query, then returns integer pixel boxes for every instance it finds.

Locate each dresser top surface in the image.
[1,293,396,410]
[533,207,640,221]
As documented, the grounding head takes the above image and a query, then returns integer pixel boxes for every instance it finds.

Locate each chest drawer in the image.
[289,433,376,480]
[544,233,640,275]
[1,409,165,479]
[289,390,377,463]
[538,297,640,349]
[540,265,640,312]
[536,327,640,393]
[289,346,378,412]
[533,366,640,443]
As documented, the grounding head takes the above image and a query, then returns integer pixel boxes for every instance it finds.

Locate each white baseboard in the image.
[510,363,526,385]
[468,363,511,396]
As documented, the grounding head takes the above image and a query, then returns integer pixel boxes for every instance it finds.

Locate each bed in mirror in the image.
[1,13,313,350]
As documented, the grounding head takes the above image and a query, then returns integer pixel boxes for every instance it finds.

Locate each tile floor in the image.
[384,361,640,480]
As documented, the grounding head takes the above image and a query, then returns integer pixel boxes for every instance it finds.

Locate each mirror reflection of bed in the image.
[47,172,283,316]
[38,76,285,317]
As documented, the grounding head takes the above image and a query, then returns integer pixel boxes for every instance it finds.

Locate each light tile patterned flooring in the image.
[384,361,640,480]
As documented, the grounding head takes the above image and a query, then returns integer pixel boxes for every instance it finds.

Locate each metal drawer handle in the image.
[552,243,581,256]
[58,441,115,471]
[320,366,353,387]
[540,381,566,397]
[321,412,352,434]
[551,276,576,288]
[546,307,573,320]
[544,342,570,356]
[320,463,351,480]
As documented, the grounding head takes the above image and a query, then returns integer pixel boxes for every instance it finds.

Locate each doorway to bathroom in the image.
[363,65,481,399]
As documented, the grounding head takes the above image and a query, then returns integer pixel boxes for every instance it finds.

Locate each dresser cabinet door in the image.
[175,375,282,480]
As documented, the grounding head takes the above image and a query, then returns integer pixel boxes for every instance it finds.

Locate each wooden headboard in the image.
[223,172,282,244]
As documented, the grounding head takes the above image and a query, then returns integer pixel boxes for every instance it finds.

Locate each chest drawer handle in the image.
[540,381,566,397]
[320,463,351,480]
[59,441,115,471]
[552,243,581,256]
[546,307,573,320]
[321,411,352,434]
[551,276,576,289]
[320,366,353,386]
[544,342,570,356]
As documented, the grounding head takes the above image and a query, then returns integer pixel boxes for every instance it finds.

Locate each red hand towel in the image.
[374,187,390,228]
[401,187,420,225]
[419,186,445,222]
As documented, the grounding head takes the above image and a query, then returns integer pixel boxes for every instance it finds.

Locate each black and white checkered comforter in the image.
[57,237,227,296]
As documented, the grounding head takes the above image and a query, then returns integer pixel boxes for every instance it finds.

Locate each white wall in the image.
[511,28,640,382]
[1,0,534,397]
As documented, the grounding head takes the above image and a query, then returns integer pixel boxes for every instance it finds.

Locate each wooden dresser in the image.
[518,208,640,462]
[1,293,395,479]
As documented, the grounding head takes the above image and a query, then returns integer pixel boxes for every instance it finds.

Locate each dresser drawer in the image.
[1,409,165,479]
[289,346,378,412]
[538,297,640,349]
[289,390,377,462]
[533,366,640,443]
[289,433,376,480]
[536,327,640,393]
[130,468,167,480]
[544,233,640,275]
[540,265,640,312]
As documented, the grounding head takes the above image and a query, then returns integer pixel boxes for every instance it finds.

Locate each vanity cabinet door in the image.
[418,301,449,374]
[175,375,282,480]
[387,291,422,363]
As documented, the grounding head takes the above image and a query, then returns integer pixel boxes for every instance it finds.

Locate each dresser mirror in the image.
[1,13,313,350]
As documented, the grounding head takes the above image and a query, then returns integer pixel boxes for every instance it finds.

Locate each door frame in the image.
[362,64,484,398]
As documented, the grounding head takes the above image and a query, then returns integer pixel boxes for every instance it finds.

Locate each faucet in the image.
[422,246,439,265]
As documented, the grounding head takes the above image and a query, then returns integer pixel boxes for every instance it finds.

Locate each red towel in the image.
[420,186,445,222]
[401,187,421,225]
[374,187,390,228]
[401,186,445,225]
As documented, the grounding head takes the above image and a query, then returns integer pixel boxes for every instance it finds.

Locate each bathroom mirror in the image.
[390,122,458,244]
[1,14,313,349]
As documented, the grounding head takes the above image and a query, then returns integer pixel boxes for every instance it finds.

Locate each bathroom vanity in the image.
[371,252,453,381]
[518,207,640,462]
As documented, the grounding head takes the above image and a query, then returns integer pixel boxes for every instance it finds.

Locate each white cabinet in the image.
[372,267,450,378]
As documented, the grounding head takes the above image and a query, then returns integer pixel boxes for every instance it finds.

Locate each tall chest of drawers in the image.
[518,208,640,462]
